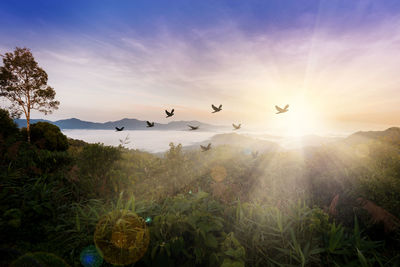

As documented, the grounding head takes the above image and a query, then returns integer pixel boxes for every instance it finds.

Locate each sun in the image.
[287,106,320,136]
[272,100,324,137]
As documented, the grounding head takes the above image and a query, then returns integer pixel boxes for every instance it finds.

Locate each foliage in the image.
[75,143,122,199]
[0,108,21,166]
[0,108,19,140]
[0,47,59,142]
[10,252,70,267]
[21,122,69,151]
[1,117,400,266]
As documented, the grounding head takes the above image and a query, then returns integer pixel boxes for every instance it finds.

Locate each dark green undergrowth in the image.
[1,108,400,266]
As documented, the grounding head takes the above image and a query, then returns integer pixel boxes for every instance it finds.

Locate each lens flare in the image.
[211,165,227,182]
[94,210,150,266]
[80,245,103,267]
[145,217,152,224]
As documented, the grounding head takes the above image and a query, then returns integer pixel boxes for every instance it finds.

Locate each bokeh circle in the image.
[211,165,227,182]
[80,245,103,267]
[94,210,150,266]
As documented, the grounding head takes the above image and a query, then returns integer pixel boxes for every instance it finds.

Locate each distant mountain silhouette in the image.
[14,118,52,127]
[14,118,228,131]
[185,132,280,152]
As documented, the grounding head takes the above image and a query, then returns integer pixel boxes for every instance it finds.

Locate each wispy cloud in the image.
[1,7,400,131]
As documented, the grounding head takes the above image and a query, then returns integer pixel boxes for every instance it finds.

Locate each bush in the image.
[0,108,19,140]
[21,122,69,151]
[0,108,21,166]
[76,143,122,198]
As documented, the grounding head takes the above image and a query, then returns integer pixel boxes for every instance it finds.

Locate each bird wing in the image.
[238,124,241,127]
[207,143,211,149]
[200,145,206,150]
[165,110,170,116]
[147,121,151,126]
[121,127,124,130]
[171,109,174,114]
[212,104,218,111]
[232,123,237,128]
[219,104,222,109]
[115,127,119,131]
[275,105,283,112]
[284,104,289,110]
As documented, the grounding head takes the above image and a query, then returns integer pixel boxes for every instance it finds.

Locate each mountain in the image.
[279,135,343,149]
[344,127,400,145]
[185,132,280,152]
[14,118,51,127]
[14,118,228,131]
[247,133,342,149]
[53,118,101,129]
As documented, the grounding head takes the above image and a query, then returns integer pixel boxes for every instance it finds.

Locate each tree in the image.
[0,108,19,140]
[0,47,59,142]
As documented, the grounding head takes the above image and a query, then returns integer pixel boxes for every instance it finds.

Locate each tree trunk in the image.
[27,117,30,143]
[27,109,31,143]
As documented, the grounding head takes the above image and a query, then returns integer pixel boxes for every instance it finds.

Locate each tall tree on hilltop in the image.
[0,47,59,142]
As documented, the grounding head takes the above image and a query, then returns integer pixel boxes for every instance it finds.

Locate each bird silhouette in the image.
[275,104,289,114]
[115,127,124,131]
[211,104,222,113]
[165,109,174,118]
[146,121,155,127]
[232,123,241,130]
[200,143,212,152]
[188,125,199,130]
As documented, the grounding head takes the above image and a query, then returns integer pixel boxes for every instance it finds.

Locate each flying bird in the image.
[232,123,241,130]
[211,104,222,113]
[165,109,174,118]
[188,125,199,130]
[115,127,124,131]
[146,121,155,127]
[200,143,212,152]
[275,104,289,114]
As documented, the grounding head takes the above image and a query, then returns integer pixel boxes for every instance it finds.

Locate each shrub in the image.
[76,143,122,198]
[21,122,69,151]
[0,108,19,140]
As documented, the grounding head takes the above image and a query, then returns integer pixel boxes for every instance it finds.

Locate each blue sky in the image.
[1,0,400,133]
[2,1,399,40]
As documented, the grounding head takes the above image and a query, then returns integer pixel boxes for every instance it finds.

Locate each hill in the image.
[344,127,400,145]
[14,118,228,131]
[184,132,280,152]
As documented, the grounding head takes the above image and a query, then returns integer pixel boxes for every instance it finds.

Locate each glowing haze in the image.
[1,0,400,135]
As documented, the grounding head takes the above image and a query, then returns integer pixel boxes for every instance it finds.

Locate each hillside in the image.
[185,132,280,152]
[344,127,400,145]
[15,118,228,131]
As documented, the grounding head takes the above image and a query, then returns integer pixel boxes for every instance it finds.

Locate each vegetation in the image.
[0,108,400,266]
[0,47,59,142]
[21,121,69,151]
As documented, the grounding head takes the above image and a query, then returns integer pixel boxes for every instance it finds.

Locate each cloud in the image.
[1,13,400,130]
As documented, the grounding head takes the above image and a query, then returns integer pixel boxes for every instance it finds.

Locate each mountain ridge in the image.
[14,117,229,131]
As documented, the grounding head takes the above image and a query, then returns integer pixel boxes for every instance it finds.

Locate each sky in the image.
[1,0,400,135]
